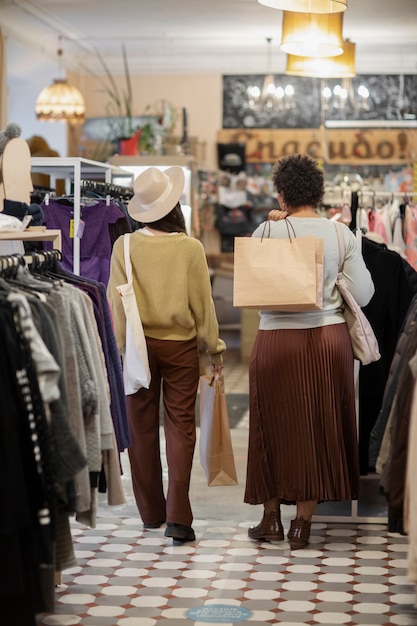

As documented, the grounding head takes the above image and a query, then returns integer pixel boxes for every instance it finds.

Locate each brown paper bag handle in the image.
[261,217,296,243]
[207,373,226,396]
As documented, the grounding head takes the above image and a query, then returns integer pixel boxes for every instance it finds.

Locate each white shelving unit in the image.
[30,157,132,274]
[0,228,62,251]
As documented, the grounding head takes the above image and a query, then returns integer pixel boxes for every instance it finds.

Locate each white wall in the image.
[6,35,223,168]
[80,72,222,170]
[6,38,67,156]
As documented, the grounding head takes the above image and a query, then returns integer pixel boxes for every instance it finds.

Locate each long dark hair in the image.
[139,202,187,233]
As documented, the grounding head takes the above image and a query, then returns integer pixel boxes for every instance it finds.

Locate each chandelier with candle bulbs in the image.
[246,38,296,114]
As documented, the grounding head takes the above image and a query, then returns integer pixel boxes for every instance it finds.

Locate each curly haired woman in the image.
[244,154,375,549]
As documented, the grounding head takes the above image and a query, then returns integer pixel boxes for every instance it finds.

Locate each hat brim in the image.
[128,166,185,223]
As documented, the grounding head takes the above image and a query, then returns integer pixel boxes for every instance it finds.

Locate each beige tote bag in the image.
[334,222,381,366]
[116,233,151,394]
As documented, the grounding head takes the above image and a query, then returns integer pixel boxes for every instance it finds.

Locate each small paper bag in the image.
[199,374,238,487]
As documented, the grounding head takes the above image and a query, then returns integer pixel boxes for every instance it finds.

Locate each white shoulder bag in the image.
[116,233,151,394]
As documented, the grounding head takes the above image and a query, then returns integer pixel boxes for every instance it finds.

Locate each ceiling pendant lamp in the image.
[280,10,344,57]
[247,37,278,111]
[35,79,86,123]
[258,0,348,13]
[260,37,278,107]
[286,39,356,77]
[35,37,85,124]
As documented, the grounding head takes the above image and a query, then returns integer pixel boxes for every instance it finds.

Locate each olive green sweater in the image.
[107,231,226,365]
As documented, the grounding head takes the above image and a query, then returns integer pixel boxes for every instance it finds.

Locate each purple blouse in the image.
[42,199,126,285]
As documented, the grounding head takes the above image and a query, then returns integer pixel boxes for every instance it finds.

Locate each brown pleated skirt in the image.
[244,323,359,505]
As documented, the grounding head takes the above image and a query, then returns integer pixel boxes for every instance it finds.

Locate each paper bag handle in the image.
[261,217,296,243]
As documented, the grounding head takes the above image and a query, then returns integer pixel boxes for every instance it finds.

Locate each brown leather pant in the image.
[126,336,200,527]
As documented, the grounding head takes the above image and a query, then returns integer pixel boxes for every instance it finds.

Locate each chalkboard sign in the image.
[324,75,417,123]
[223,74,417,129]
[223,75,321,129]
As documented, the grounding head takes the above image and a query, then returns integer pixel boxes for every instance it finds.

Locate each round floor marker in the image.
[185,604,252,623]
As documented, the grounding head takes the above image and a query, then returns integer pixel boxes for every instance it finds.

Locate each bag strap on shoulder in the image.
[123,233,133,283]
[333,221,345,272]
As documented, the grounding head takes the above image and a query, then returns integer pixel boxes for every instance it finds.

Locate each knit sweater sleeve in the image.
[187,239,226,365]
[106,235,127,354]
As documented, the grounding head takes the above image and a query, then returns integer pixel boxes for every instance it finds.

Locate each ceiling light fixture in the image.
[258,0,348,13]
[247,38,295,112]
[260,37,277,108]
[35,37,85,124]
[280,10,344,58]
[285,39,355,77]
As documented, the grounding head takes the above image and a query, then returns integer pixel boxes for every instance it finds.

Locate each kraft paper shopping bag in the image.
[199,374,238,487]
[233,233,324,311]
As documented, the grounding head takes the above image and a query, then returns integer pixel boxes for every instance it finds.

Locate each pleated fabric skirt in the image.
[244,323,359,505]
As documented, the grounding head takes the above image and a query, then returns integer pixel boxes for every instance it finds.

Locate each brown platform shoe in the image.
[288,518,311,550]
[248,510,284,542]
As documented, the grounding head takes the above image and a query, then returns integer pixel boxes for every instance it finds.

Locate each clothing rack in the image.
[0,249,62,275]
[325,185,417,199]
[79,179,133,200]
[30,157,131,275]
[358,190,417,199]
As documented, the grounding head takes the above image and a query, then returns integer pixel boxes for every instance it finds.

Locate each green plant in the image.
[139,122,155,153]
[93,44,136,139]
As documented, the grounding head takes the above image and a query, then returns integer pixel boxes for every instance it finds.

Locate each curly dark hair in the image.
[272,154,324,209]
[138,202,187,233]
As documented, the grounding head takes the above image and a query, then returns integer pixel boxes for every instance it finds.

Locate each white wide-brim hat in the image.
[127,166,185,223]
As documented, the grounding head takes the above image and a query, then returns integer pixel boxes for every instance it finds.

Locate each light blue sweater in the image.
[251,217,375,330]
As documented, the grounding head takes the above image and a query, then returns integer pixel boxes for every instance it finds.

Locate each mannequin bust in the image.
[0,123,33,254]
[0,137,33,208]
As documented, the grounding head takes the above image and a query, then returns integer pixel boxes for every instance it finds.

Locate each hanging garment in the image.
[405,353,417,599]
[403,203,417,270]
[378,202,393,244]
[369,294,417,533]
[0,247,129,622]
[0,290,85,619]
[41,198,131,284]
[48,261,131,453]
[392,211,406,257]
[358,237,414,474]
[367,208,390,243]
[356,207,370,232]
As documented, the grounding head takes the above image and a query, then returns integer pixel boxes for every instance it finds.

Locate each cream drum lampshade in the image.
[258,0,347,12]
[280,11,344,57]
[286,40,356,77]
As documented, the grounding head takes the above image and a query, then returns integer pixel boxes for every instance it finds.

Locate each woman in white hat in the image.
[107,166,226,544]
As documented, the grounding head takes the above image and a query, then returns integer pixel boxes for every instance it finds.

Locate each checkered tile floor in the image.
[35,348,417,625]
[37,517,417,626]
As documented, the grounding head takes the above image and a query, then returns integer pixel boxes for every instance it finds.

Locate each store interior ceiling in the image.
[1,0,417,76]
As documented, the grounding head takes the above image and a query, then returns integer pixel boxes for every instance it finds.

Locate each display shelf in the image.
[0,228,61,250]
[31,157,130,181]
[109,155,197,169]
[30,157,130,274]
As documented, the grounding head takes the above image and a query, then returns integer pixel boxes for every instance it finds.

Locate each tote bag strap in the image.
[123,233,133,283]
[333,221,345,272]
[334,221,363,272]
